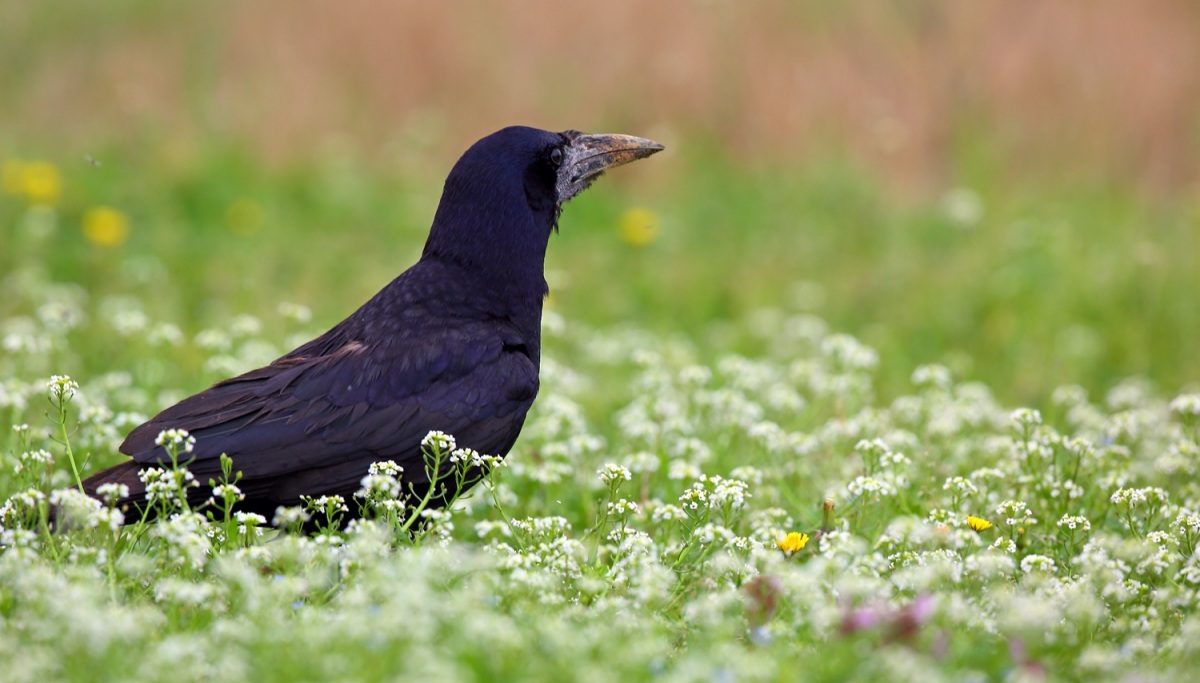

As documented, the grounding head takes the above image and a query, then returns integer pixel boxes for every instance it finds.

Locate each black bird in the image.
[83,126,663,522]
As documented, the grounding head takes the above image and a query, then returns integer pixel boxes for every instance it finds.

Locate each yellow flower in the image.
[3,160,62,205]
[777,531,810,555]
[967,515,993,532]
[82,206,130,247]
[617,207,660,247]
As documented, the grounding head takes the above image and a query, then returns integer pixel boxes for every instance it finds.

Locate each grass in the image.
[3,142,1198,403]
[2,140,1200,680]
[6,4,1200,678]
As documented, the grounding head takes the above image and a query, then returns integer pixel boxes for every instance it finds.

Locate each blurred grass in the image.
[2,138,1198,405]
[2,0,1200,405]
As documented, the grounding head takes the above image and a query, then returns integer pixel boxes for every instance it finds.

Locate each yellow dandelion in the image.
[617,207,660,247]
[82,206,130,247]
[777,531,810,555]
[967,515,993,532]
[4,160,62,205]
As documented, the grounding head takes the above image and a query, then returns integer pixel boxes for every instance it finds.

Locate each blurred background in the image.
[2,0,1199,404]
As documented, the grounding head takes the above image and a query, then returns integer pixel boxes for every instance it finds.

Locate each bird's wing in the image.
[119,322,538,491]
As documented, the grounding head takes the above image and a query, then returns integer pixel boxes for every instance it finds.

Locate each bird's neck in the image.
[417,254,546,338]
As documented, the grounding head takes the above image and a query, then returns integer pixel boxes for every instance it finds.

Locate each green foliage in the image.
[4,256,1200,679]
[3,145,1197,405]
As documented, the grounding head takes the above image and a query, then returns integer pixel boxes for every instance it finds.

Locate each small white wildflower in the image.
[49,488,121,532]
[210,483,245,503]
[607,499,641,516]
[0,528,39,556]
[95,482,129,506]
[668,459,702,480]
[1020,554,1056,574]
[449,447,479,465]
[304,495,349,513]
[942,476,978,497]
[139,466,198,506]
[708,476,751,511]
[474,520,511,538]
[846,475,897,499]
[995,500,1037,528]
[679,483,708,511]
[1010,407,1042,431]
[357,473,401,500]
[368,460,403,478]
[911,364,953,390]
[730,466,763,486]
[597,463,632,486]
[651,504,686,523]
[1169,393,1200,418]
[1110,486,1169,508]
[277,301,313,324]
[5,488,47,511]
[154,428,196,454]
[229,314,262,337]
[147,323,184,346]
[273,505,310,527]
[1171,511,1200,536]
[154,512,212,569]
[693,523,736,545]
[1057,514,1092,532]
[1051,384,1089,407]
[234,511,268,536]
[421,430,456,453]
[47,374,79,402]
[991,537,1017,554]
[622,451,660,474]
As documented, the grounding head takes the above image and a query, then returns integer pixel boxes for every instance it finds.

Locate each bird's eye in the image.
[549,148,564,167]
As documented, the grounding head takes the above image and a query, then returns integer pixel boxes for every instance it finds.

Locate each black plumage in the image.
[83,126,663,522]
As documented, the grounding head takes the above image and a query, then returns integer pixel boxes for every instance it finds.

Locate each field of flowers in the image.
[3,155,1200,680]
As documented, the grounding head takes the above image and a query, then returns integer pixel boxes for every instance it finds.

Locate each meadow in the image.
[5,2,1200,681]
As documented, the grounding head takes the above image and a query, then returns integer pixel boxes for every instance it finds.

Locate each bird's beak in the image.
[565,133,664,184]
[557,132,664,203]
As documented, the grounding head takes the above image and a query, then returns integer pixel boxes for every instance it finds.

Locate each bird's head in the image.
[424,126,663,281]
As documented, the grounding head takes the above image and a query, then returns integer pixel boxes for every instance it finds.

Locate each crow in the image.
[82,126,663,523]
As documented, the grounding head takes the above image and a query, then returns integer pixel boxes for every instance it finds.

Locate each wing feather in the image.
[118,326,538,495]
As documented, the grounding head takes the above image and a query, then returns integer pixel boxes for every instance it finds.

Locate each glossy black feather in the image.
[83,126,661,523]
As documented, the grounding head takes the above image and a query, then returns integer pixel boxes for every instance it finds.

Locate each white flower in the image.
[421,430,456,453]
[368,460,403,478]
[210,483,244,503]
[46,374,79,402]
[1010,408,1042,431]
[846,475,897,499]
[651,504,686,523]
[1019,554,1056,574]
[607,499,640,516]
[1169,393,1200,418]
[911,364,953,390]
[942,476,978,496]
[995,500,1037,527]
[154,428,196,454]
[272,505,310,527]
[708,476,751,511]
[597,463,632,486]
[1057,514,1092,532]
[95,482,129,506]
